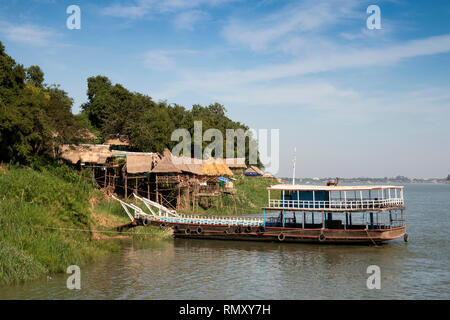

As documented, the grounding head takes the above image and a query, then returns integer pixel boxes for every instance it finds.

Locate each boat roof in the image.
[267,184,404,191]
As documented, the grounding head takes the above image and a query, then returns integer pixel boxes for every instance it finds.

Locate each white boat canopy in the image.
[267,184,404,191]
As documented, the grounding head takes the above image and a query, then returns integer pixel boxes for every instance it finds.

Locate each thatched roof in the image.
[151,149,233,176]
[59,144,112,164]
[172,155,203,175]
[151,154,182,173]
[77,128,97,141]
[126,153,159,174]
[104,134,130,146]
[245,165,264,176]
[223,158,247,169]
[200,159,234,176]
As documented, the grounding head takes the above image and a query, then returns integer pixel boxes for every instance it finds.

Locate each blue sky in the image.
[1,0,449,178]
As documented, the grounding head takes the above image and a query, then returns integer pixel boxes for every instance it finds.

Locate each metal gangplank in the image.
[112,194,150,222]
[113,194,263,227]
[133,193,180,218]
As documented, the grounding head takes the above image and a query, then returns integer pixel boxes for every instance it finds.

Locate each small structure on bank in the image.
[59,143,242,212]
[104,134,131,149]
[245,165,264,177]
[121,151,159,199]
[59,144,112,166]
[224,157,247,175]
[151,150,235,211]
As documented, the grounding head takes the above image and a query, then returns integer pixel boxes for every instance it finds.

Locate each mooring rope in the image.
[30,225,164,236]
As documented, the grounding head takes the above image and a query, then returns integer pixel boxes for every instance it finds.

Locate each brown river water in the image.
[1,183,449,299]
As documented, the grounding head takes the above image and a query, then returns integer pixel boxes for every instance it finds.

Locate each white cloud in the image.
[142,50,176,70]
[103,0,235,19]
[103,5,147,19]
[222,0,361,51]
[142,49,197,70]
[1,24,59,47]
[168,34,450,91]
[148,33,450,128]
[173,10,209,30]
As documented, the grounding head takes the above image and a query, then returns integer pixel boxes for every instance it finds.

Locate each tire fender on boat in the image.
[173,225,180,232]
[256,226,265,235]
[142,218,150,226]
[404,233,409,242]
[278,233,285,241]
[244,226,252,233]
[160,222,166,229]
[235,226,242,234]
[318,233,326,242]
[197,227,203,234]
[185,227,191,235]
[224,227,232,234]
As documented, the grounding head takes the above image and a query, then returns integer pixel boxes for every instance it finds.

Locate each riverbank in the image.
[0,164,277,284]
[0,164,171,285]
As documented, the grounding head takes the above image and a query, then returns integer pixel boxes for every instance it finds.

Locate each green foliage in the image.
[0,164,172,284]
[0,41,95,165]
[0,165,112,284]
[81,76,262,166]
[25,65,44,88]
[183,176,276,215]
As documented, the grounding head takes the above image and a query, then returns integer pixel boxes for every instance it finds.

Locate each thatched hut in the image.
[224,157,247,174]
[151,155,182,175]
[125,152,159,174]
[244,165,264,177]
[172,155,203,176]
[59,144,112,165]
[200,159,234,177]
[104,134,130,147]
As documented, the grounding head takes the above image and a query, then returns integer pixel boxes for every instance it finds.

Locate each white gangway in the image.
[113,193,264,227]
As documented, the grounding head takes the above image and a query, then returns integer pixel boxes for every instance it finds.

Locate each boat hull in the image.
[149,220,406,244]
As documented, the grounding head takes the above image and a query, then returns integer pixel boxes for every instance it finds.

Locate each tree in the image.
[79,74,264,166]
[0,41,94,164]
[26,65,45,88]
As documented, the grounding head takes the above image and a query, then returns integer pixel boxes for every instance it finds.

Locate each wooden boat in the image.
[114,184,407,245]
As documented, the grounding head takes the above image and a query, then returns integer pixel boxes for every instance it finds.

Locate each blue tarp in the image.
[217,177,231,182]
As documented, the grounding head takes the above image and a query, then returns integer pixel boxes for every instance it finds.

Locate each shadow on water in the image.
[0,183,449,299]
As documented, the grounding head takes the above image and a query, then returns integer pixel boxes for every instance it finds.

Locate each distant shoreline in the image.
[278,177,449,184]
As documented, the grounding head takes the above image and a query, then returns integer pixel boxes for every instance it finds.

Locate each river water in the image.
[1,183,449,299]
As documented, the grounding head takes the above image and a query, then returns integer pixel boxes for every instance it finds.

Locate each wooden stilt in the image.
[125,173,128,199]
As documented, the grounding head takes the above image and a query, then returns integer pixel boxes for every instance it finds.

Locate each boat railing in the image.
[158,214,263,226]
[268,198,404,210]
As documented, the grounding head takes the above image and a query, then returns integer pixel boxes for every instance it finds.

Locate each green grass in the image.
[0,164,170,285]
[182,175,278,216]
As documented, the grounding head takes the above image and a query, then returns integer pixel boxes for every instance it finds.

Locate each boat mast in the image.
[292,147,296,185]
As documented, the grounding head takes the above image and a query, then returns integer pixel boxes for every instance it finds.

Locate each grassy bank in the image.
[0,164,171,285]
[182,175,278,216]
